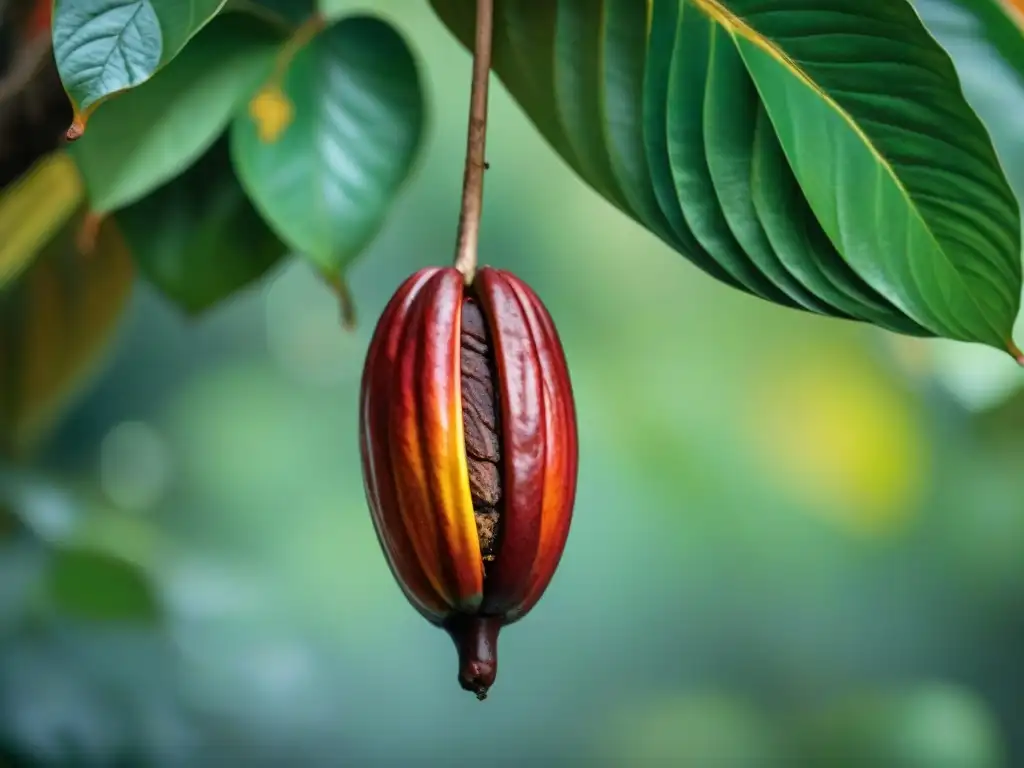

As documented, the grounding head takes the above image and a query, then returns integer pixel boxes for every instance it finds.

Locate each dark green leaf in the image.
[53,0,228,120]
[230,15,425,276]
[666,8,798,306]
[69,13,283,213]
[749,105,933,336]
[705,28,831,313]
[430,0,1023,353]
[41,545,160,622]
[117,137,287,314]
[916,0,1024,93]
[915,0,1024,201]
[713,0,1021,349]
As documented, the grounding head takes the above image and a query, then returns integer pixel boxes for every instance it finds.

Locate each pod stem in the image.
[452,0,494,286]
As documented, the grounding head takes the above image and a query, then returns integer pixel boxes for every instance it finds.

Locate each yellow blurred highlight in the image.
[0,152,84,287]
[747,350,927,536]
[249,86,294,143]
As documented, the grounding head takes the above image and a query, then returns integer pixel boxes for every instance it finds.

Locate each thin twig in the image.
[452,0,494,285]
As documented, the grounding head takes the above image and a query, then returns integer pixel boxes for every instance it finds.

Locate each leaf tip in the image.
[1008,338,1024,367]
[324,272,358,331]
[75,212,106,255]
[65,113,87,142]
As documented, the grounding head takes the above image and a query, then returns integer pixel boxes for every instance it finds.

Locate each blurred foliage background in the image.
[4,0,1024,766]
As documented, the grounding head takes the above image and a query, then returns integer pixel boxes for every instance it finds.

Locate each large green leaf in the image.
[903,0,1024,400]
[917,0,1024,90]
[915,0,1024,202]
[430,0,1023,354]
[231,14,425,276]
[707,0,1021,349]
[52,0,229,124]
[117,136,287,314]
[68,12,283,213]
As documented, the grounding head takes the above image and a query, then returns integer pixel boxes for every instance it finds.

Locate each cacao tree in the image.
[4,0,1024,703]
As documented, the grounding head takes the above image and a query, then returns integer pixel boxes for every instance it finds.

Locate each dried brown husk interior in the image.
[459,294,503,571]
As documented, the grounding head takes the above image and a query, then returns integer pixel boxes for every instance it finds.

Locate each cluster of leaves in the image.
[4,0,1024,464]
[53,0,425,312]
[43,0,1024,351]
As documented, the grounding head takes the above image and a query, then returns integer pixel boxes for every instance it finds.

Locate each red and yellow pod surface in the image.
[360,265,578,699]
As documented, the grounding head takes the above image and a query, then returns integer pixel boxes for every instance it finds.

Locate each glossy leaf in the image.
[708,0,1021,349]
[430,0,1023,352]
[41,545,160,622]
[0,153,84,289]
[916,0,1024,88]
[0,209,135,459]
[915,0,1024,202]
[117,137,287,314]
[231,15,425,276]
[69,12,283,213]
[749,105,933,336]
[52,0,229,123]
[906,0,1024,400]
[666,7,799,305]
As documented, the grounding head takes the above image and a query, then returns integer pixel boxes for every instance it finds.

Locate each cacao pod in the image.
[359,265,578,699]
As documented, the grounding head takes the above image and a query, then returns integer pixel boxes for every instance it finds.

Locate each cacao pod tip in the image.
[447,615,500,700]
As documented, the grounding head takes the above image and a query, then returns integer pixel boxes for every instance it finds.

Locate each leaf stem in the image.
[452,0,494,285]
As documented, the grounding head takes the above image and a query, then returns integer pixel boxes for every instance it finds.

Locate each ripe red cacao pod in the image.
[359,266,578,699]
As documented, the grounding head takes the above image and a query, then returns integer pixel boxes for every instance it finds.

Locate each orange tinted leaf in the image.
[0,210,135,458]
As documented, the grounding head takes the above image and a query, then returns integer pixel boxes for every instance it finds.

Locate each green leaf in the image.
[117,136,287,314]
[697,0,1021,350]
[749,104,934,336]
[0,209,135,459]
[41,545,160,622]
[430,0,1023,353]
[53,0,230,122]
[705,27,832,314]
[230,14,425,276]
[917,0,1024,90]
[915,0,1024,202]
[68,12,284,213]
[665,7,800,306]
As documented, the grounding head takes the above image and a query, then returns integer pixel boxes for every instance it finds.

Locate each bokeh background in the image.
[3,1,1024,765]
